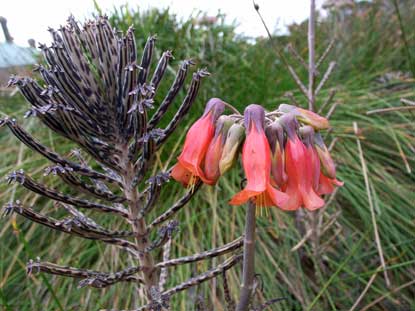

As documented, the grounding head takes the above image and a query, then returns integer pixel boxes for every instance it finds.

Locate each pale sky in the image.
[2,0,325,46]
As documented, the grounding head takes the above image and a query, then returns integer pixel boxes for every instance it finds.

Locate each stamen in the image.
[187,174,199,193]
[255,192,268,217]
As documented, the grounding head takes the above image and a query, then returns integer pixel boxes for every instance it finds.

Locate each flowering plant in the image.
[172,101,343,310]
[172,102,342,210]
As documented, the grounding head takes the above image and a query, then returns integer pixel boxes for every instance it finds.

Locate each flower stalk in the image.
[236,200,257,311]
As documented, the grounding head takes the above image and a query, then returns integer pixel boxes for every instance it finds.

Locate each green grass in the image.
[1,2,415,310]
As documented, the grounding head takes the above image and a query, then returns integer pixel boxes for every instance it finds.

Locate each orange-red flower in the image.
[203,116,233,185]
[229,105,289,208]
[300,126,321,191]
[318,173,344,195]
[171,98,225,187]
[279,115,325,211]
[265,121,288,188]
[313,132,344,194]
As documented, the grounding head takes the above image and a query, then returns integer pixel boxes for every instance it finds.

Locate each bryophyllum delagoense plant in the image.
[1,13,343,311]
[0,16,245,310]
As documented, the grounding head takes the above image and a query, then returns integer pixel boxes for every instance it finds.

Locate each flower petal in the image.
[241,125,270,192]
[318,173,344,195]
[229,189,261,206]
[265,184,289,207]
[171,162,192,187]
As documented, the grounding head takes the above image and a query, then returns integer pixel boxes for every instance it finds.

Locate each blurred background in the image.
[0,0,414,310]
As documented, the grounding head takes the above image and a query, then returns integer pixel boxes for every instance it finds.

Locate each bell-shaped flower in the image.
[203,115,234,184]
[219,123,245,175]
[279,104,330,130]
[265,121,288,188]
[314,132,344,195]
[318,173,344,195]
[171,98,225,187]
[313,132,344,194]
[279,114,325,211]
[229,105,289,208]
[299,126,320,191]
[314,132,336,178]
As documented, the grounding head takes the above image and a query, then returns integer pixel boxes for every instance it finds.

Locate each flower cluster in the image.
[171,99,343,211]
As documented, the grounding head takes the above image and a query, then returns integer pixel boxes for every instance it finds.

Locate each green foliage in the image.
[1,2,415,310]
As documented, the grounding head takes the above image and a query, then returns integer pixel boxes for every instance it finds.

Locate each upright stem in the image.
[236,200,256,311]
[123,157,158,301]
[308,0,316,111]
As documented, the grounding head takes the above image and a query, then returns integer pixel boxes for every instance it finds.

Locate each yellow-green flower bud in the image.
[219,123,245,175]
[279,104,330,130]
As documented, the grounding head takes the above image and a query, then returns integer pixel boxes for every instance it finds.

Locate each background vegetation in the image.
[1,0,414,310]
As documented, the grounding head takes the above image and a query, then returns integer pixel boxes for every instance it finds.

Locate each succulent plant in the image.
[1,15,243,309]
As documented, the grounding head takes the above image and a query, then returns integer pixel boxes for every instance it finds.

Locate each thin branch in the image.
[308,0,316,111]
[287,65,310,100]
[315,61,336,96]
[222,271,235,311]
[317,88,337,114]
[287,43,308,71]
[252,1,309,102]
[155,236,243,268]
[27,259,142,288]
[100,255,242,311]
[138,36,156,85]
[144,220,179,253]
[147,59,195,130]
[316,38,335,69]
[163,255,242,301]
[150,50,173,93]
[58,203,134,238]
[0,118,120,185]
[148,180,202,230]
[3,203,138,255]
[7,170,129,217]
[158,69,210,146]
[140,172,170,216]
[325,101,339,119]
[45,165,126,203]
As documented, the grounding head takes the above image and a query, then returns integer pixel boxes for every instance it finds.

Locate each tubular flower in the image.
[229,105,289,208]
[279,104,330,130]
[219,123,245,175]
[299,126,320,191]
[314,132,336,178]
[313,132,344,195]
[171,98,225,187]
[279,114,325,211]
[265,121,288,188]
[203,115,234,184]
[318,173,344,195]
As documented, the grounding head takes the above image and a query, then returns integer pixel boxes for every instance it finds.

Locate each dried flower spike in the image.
[1,16,244,309]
